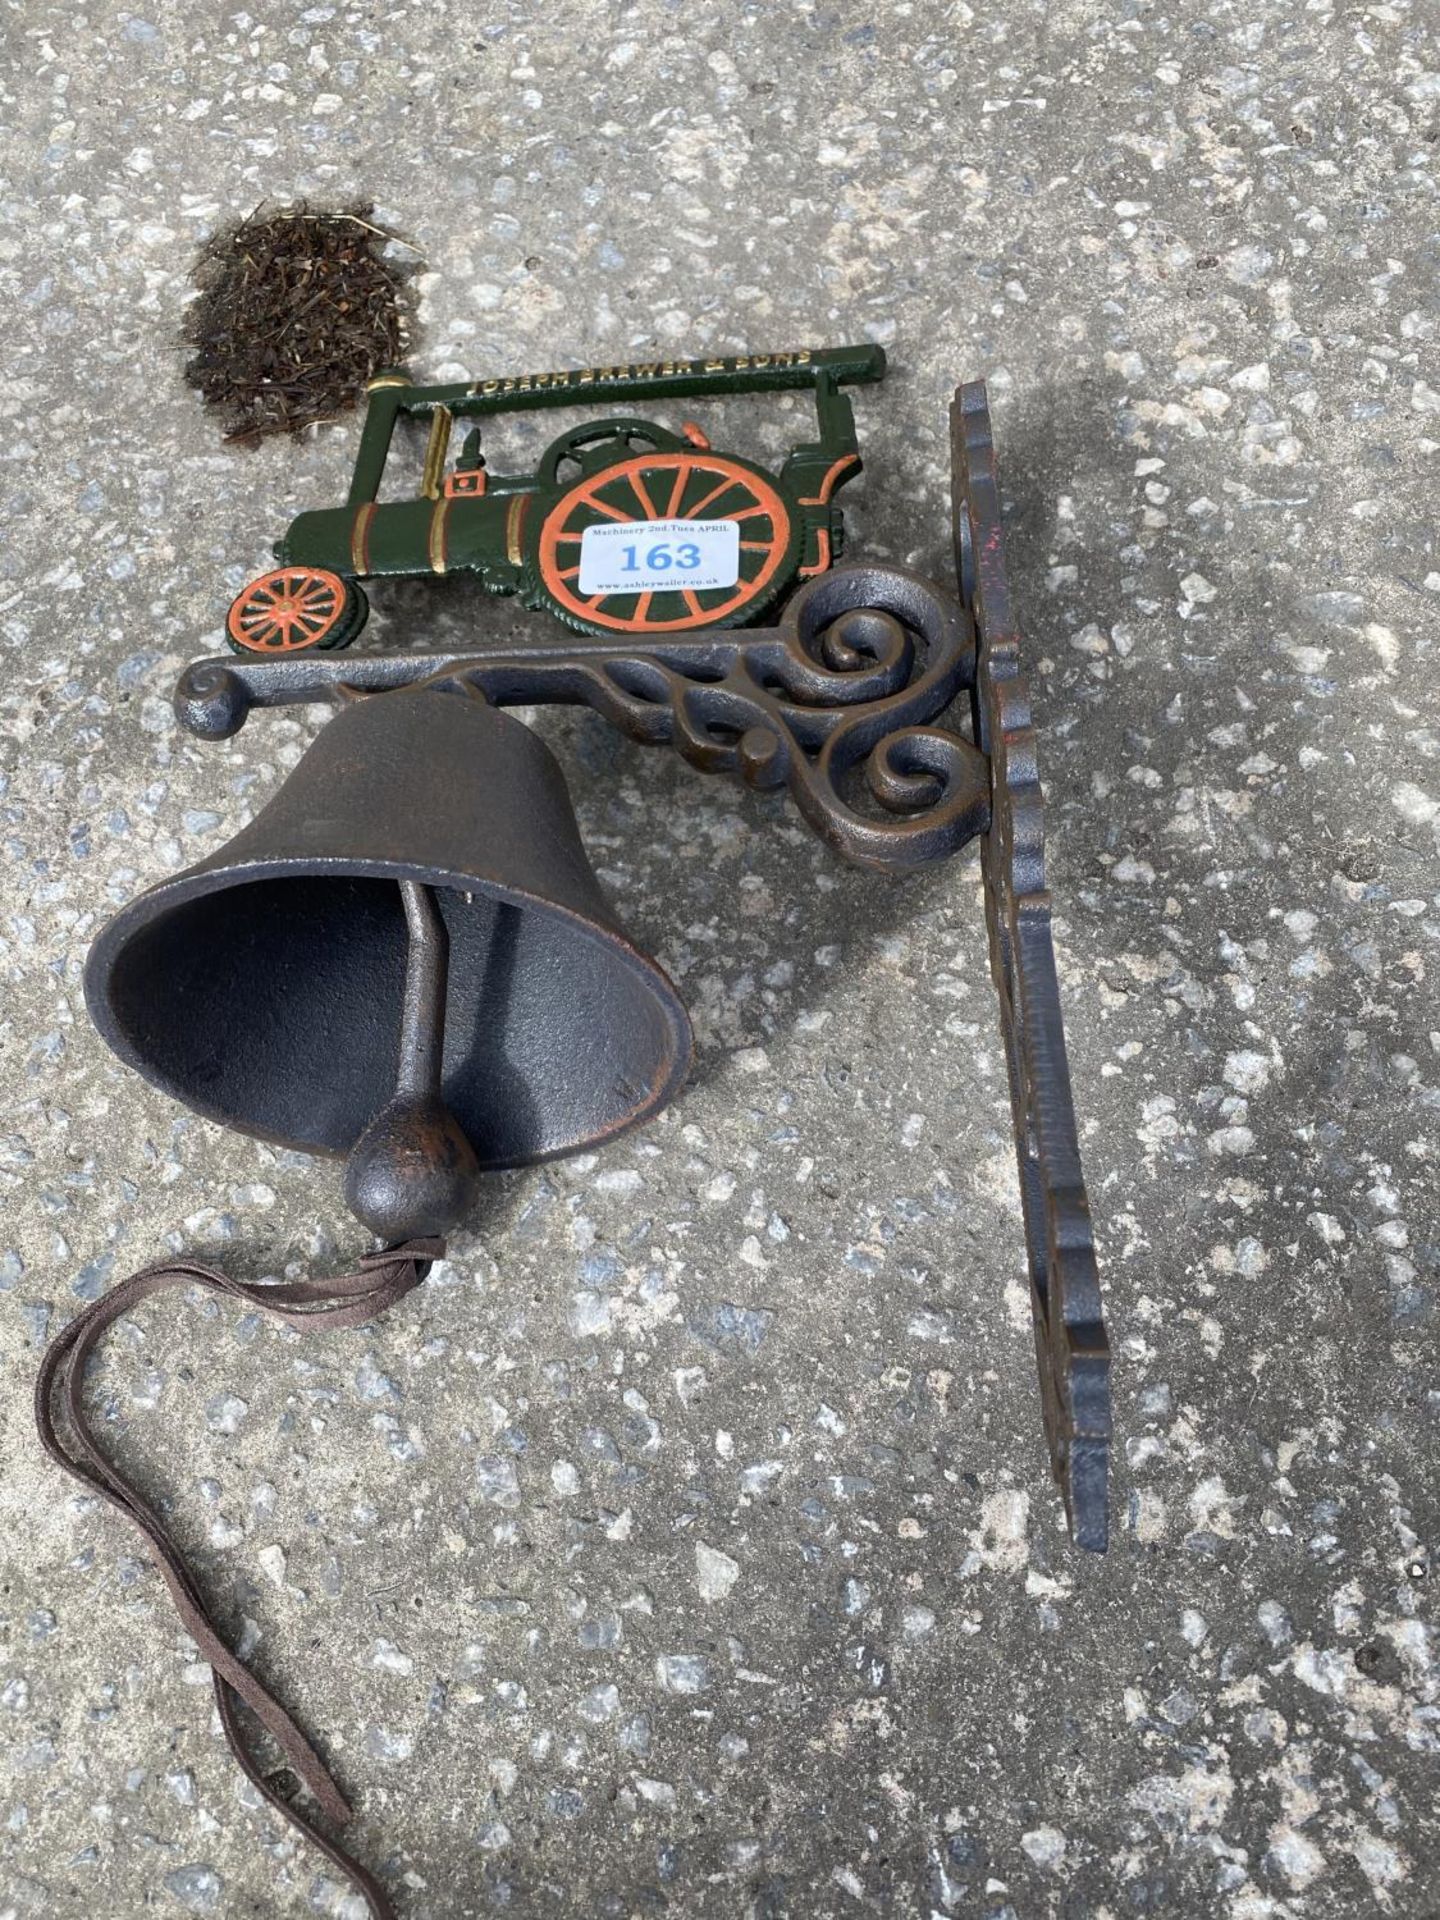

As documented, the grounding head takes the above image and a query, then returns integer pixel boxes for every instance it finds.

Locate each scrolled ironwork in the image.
[175,563,989,871]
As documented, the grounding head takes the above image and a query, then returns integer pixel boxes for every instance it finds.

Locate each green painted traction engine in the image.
[226,344,885,654]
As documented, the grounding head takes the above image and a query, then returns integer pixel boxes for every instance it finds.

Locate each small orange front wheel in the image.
[225,567,368,656]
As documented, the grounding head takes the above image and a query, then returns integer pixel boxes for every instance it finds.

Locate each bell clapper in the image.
[343,879,481,1240]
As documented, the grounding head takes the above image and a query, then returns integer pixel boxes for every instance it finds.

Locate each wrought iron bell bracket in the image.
[163,381,1111,1550]
[177,562,992,874]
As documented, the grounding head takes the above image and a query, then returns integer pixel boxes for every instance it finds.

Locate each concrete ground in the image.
[2,1,1437,1915]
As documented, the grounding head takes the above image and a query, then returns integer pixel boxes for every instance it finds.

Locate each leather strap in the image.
[35,1239,443,1919]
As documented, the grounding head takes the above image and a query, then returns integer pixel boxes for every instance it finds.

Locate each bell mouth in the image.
[85,862,692,1170]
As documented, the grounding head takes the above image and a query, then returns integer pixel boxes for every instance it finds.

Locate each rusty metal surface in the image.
[84,689,694,1173]
[953,383,1111,1552]
[177,564,989,872]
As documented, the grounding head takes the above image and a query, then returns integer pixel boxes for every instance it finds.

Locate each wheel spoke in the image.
[634,591,653,624]
[685,473,740,518]
[682,588,702,617]
[581,489,636,523]
[663,461,691,517]
[629,469,660,520]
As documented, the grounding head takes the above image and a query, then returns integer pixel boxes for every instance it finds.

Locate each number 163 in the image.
[620,541,701,572]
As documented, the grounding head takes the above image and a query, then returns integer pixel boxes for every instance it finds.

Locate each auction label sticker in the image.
[579,519,740,595]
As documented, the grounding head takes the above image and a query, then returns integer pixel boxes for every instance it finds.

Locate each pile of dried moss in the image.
[182,203,418,446]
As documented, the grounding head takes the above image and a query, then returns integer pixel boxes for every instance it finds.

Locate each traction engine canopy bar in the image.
[348,344,885,507]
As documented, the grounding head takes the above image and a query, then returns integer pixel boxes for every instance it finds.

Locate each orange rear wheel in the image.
[226,567,367,655]
[534,452,798,634]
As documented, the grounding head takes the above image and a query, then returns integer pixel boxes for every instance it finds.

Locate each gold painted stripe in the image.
[420,404,452,500]
[505,494,528,568]
[366,372,412,392]
[428,496,452,574]
[350,502,378,573]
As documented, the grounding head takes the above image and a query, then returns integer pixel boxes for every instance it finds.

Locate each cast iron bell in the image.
[84,687,692,1239]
